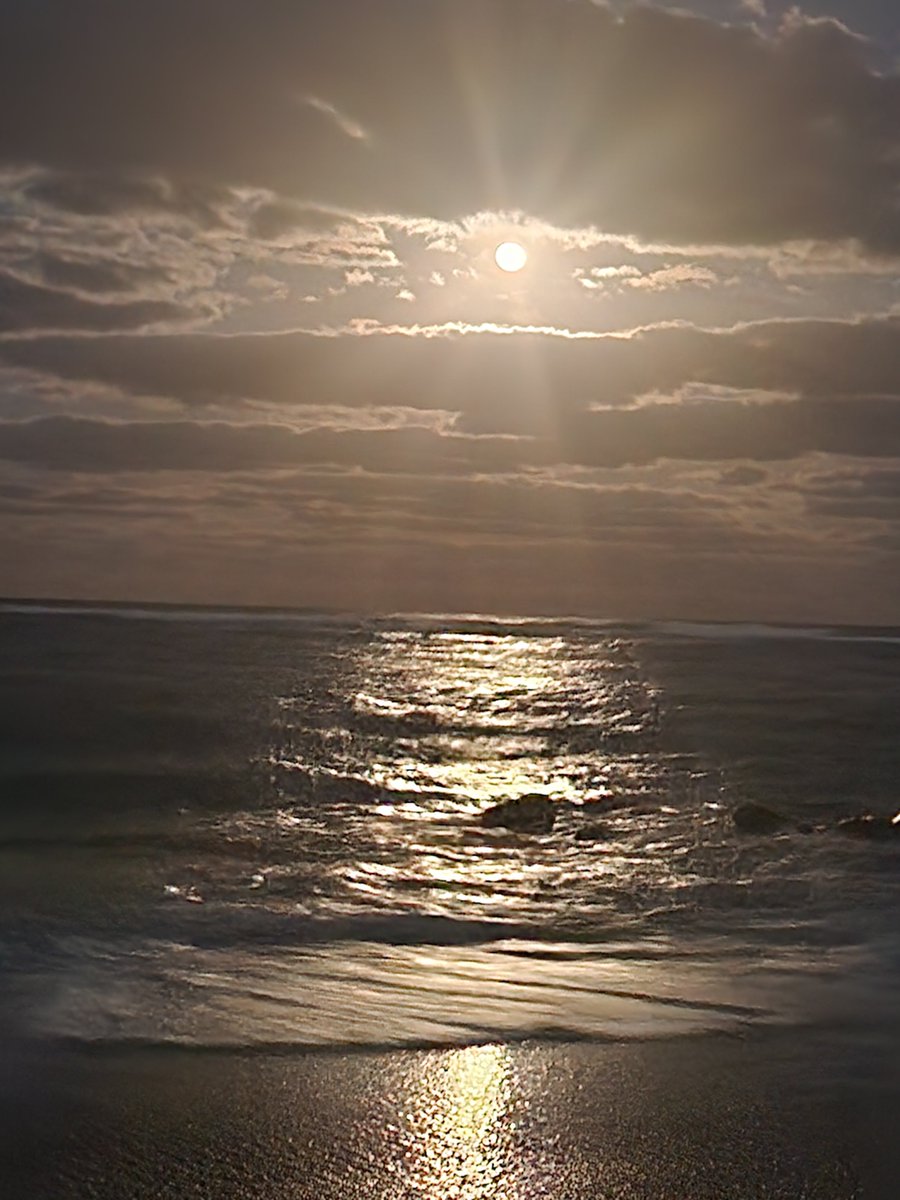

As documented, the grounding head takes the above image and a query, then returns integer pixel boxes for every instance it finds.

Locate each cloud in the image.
[560,396,900,467]
[0,418,525,475]
[23,170,234,228]
[3,387,899,480]
[2,435,895,620]
[0,449,740,554]
[626,265,718,292]
[578,263,718,292]
[6,314,895,432]
[32,253,174,297]
[301,97,370,143]
[5,437,893,615]
[1,1,897,251]
[245,200,346,242]
[792,461,900,521]
[0,270,194,333]
[1,0,897,621]
[344,268,375,287]
[718,464,770,486]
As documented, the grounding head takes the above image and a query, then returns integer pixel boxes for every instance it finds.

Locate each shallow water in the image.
[1,604,898,1050]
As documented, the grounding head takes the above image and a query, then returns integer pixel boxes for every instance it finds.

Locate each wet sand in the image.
[4,1027,899,1198]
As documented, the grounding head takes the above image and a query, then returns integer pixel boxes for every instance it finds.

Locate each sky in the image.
[0,0,898,622]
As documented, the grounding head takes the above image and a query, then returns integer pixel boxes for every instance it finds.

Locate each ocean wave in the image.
[653,621,836,641]
[14,932,896,1054]
[651,620,900,644]
[5,602,897,646]
[0,600,362,629]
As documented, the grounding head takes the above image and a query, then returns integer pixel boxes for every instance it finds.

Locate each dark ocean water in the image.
[1,603,898,1052]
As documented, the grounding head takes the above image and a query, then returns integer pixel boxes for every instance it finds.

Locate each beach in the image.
[5,1029,900,1198]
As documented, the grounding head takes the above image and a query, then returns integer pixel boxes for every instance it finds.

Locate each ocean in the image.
[2,601,898,1056]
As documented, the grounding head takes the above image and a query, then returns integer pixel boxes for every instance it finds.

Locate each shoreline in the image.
[5,1026,899,1198]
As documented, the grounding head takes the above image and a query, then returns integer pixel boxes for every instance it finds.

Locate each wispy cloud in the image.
[300,96,370,142]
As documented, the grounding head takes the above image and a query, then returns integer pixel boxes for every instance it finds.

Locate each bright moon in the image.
[495,241,528,272]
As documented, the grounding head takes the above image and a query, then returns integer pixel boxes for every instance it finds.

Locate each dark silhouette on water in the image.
[732,802,900,840]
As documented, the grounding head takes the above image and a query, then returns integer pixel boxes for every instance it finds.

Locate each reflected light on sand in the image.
[397,1044,516,1198]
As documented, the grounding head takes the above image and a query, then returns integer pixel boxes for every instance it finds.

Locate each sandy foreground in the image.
[3,1027,899,1198]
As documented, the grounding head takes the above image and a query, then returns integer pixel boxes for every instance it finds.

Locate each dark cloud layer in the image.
[3,317,897,424]
[0,271,191,333]
[34,253,173,297]
[2,0,898,250]
[3,397,900,477]
[4,433,894,622]
[21,171,233,228]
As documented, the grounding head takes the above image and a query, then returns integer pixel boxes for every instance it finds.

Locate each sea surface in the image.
[1,602,899,1054]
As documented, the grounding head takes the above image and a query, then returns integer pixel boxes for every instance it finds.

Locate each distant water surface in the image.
[1,603,898,1052]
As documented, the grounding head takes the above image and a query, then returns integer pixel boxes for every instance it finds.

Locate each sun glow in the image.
[494,241,528,272]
